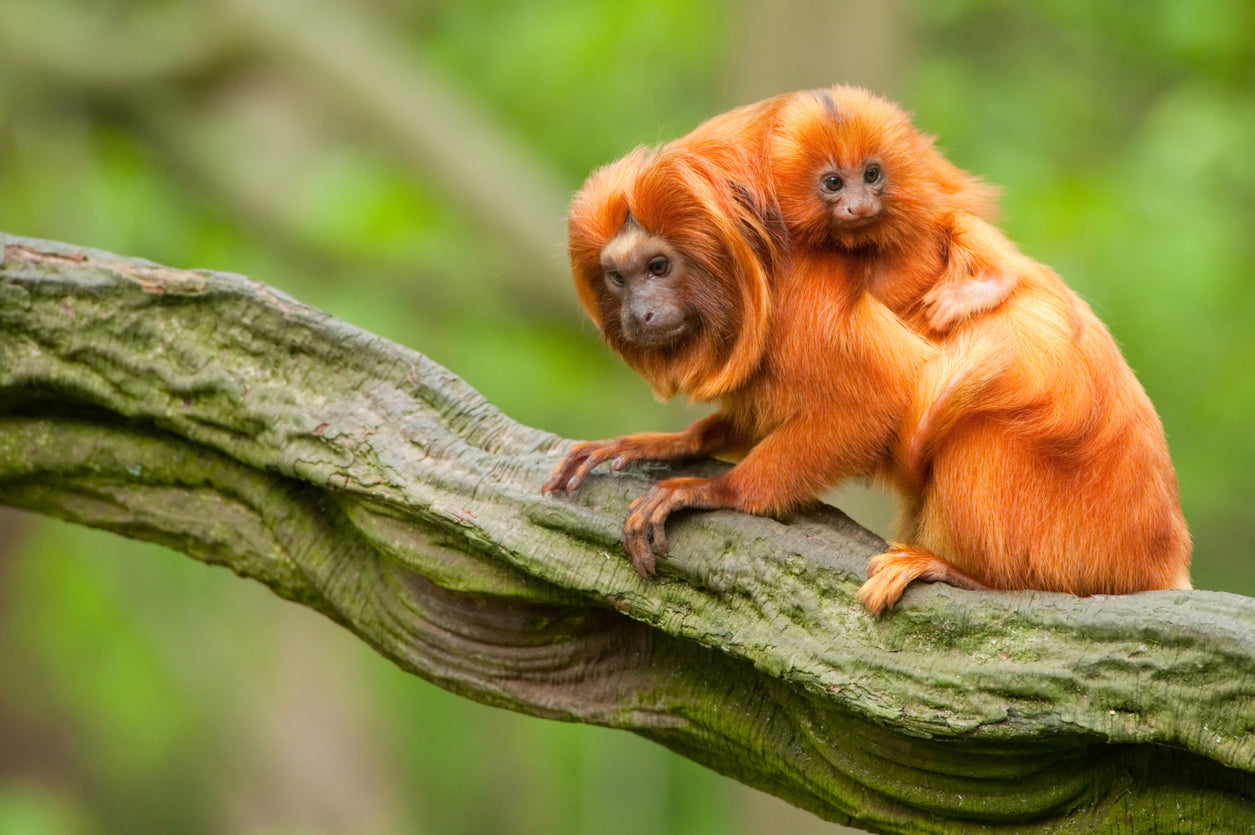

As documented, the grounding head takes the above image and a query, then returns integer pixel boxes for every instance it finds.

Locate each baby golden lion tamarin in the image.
[547,87,1191,614]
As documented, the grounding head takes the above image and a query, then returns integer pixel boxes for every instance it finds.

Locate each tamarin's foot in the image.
[858,543,987,616]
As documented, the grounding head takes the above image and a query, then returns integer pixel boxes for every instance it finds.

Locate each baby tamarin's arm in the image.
[918,213,1024,333]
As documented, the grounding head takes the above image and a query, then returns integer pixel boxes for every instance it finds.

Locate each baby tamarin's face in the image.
[770,86,957,252]
[813,159,887,232]
[771,95,900,250]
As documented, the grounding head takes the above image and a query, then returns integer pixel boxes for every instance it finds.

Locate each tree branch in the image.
[2,232,1252,833]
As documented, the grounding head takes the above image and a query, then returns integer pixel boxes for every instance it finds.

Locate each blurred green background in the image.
[1,1,1252,833]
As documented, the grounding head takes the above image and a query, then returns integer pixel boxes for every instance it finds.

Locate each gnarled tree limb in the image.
[1,232,1252,833]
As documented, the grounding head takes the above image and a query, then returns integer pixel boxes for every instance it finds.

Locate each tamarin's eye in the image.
[647,256,670,277]
[821,174,844,192]
[606,270,624,287]
[864,165,882,184]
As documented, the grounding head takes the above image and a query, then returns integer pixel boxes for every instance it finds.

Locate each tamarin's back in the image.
[903,262,1191,595]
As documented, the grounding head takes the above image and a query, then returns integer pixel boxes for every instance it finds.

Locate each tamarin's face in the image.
[771,86,938,251]
[598,217,695,350]
[814,159,886,230]
[567,143,774,400]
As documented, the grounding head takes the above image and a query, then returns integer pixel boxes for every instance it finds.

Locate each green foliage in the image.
[421,0,728,175]
[0,1,1252,833]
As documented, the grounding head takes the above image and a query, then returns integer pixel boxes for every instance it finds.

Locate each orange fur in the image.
[765,85,1191,610]
[883,263,1193,603]
[566,143,774,401]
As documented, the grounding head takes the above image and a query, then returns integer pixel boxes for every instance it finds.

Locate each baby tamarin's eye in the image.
[863,165,883,184]
[821,174,844,193]
[647,256,670,277]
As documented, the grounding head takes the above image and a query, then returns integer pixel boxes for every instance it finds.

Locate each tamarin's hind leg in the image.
[858,543,988,616]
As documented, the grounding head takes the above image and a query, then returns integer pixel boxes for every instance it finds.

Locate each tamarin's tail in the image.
[904,276,1086,486]
[903,331,1014,485]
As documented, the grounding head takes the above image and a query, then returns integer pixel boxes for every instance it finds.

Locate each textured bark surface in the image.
[2,232,1253,833]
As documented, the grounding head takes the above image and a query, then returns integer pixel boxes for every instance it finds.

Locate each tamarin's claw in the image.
[621,477,714,578]
[542,440,631,495]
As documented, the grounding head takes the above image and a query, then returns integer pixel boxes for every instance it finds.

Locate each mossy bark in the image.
[2,233,1253,833]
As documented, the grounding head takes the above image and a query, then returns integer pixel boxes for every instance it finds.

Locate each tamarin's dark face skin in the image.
[599,216,695,350]
[816,160,886,229]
